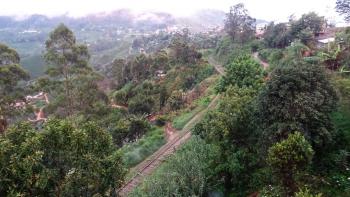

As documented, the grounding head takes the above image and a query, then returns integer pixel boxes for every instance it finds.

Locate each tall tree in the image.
[108,59,127,88]
[257,62,338,154]
[152,49,169,72]
[0,44,29,133]
[44,24,90,116]
[131,54,150,82]
[224,3,256,43]
[263,22,292,48]
[169,32,201,65]
[290,12,325,37]
[193,86,259,195]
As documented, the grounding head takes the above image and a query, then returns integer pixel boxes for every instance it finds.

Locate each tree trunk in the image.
[282,172,297,197]
[63,64,73,116]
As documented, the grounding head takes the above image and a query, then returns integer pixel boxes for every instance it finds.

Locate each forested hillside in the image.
[1,1,350,197]
[131,3,350,197]
[0,9,226,78]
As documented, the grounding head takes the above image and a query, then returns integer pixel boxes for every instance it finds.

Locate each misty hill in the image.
[0,9,266,78]
[0,9,228,78]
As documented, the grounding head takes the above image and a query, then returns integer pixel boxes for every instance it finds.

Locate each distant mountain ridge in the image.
[0,9,268,78]
[0,9,229,31]
[0,9,269,32]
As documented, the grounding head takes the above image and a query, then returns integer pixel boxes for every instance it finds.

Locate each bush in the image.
[215,36,252,64]
[128,95,155,115]
[250,39,264,52]
[167,90,184,110]
[155,116,167,126]
[258,48,284,65]
[260,185,284,197]
[195,63,215,84]
[268,49,284,64]
[258,48,272,62]
[268,132,314,196]
[130,137,220,197]
[113,89,128,104]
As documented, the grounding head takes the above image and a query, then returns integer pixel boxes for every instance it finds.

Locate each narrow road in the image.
[117,56,225,197]
[208,56,225,75]
[252,52,269,69]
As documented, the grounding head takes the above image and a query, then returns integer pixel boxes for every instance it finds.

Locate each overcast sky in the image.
[0,0,344,22]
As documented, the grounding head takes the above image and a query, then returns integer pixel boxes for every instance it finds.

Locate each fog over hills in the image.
[0,9,229,30]
[0,9,235,77]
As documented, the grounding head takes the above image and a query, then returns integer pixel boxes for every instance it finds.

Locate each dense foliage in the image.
[267,132,314,196]
[217,55,265,92]
[136,25,349,197]
[257,62,338,153]
[262,12,325,49]
[2,2,350,197]
[0,44,29,133]
[0,119,125,196]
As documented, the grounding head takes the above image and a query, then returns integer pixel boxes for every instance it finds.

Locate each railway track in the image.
[118,95,220,196]
[117,59,224,196]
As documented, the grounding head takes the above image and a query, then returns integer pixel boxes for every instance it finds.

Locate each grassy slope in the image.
[172,74,218,130]
[121,127,166,168]
[172,94,213,130]
[332,75,350,132]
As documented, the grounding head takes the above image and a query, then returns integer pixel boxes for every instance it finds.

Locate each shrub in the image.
[295,188,322,197]
[130,137,220,197]
[113,89,128,104]
[167,90,184,110]
[268,132,314,196]
[155,116,167,126]
[250,39,264,52]
[128,95,155,115]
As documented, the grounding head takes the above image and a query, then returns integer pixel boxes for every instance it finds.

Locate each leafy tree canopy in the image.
[336,0,350,22]
[268,132,314,196]
[257,62,338,152]
[263,22,292,48]
[217,55,266,92]
[0,119,125,196]
[224,3,256,43]
[0,44,29,133]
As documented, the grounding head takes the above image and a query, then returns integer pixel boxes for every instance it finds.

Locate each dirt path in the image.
[28,92,50,123]
[165,122,176,141]
[208,56,225,75]
[252,52,269,69]
[117,57,225,197]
